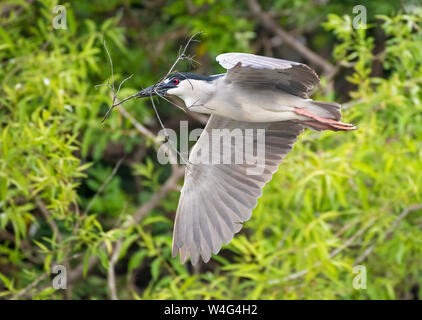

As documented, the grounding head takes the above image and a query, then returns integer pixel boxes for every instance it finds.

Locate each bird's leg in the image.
[293,107,357,131]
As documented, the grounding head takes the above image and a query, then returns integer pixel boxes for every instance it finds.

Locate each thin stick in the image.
[83,154,127,215]
[268,218,377,284]
[247,0,336,76]
[99,34,201,166]
[149,90,190,165]
[9,273,49,300]
[101,90,137,123]
[354,204,422,265]
[108,240,122,300]
[101,74,134,123]
[99,34,201,175]
[100,32,201,123]
[35,198,63,243]
[99,40,134,124]
[160,32,201,82]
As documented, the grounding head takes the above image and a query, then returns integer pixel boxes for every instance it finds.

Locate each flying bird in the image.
[136,52,356,265]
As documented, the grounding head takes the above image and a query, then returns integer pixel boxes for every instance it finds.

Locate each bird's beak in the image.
[136,82,173,98]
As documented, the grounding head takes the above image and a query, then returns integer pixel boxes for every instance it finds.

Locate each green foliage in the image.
[0,0,421,300]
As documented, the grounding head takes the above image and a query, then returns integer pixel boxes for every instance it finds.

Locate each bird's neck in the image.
[178,79,217,110]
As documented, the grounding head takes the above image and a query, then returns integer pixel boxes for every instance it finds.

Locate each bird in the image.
[136,52,356,265]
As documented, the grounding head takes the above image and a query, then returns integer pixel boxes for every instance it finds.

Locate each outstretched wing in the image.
[172,115,304,264]
[216,52,319,98]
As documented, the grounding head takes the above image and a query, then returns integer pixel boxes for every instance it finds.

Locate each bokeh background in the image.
[1,0,421,299]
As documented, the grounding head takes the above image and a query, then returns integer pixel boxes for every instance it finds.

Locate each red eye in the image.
[172,78,179,85]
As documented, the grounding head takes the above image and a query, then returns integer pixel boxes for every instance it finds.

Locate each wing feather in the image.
[216,52,319,98]
[172,115,304,264]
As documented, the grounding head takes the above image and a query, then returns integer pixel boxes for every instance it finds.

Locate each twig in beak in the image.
[99,40,135,124]
[99,33,202,167]
[101,74,134,123]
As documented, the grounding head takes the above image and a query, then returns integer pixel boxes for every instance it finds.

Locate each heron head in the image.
[135,75,183,98]
[136,73,222,100]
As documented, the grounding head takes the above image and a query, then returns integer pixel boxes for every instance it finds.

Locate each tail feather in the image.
[311,101,342,121]
[294,107,357,132]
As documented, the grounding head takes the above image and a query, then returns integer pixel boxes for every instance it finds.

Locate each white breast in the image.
[205,81,310,122]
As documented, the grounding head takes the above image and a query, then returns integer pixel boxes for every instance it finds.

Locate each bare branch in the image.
[354,204,422,265]
[35,198,63,243]
[108,240,122,300]
[160,32,201,83]
[15,108,187,301]
[83,153,128,215]
[99,34,201,166]
[99,40,134,123]
[134,166,185,224]
[274,204,421,284]
[149,89,190,166]
[11,164,185,300]
[101,88,137,123]
[100,33,201,123]
[118,106,161,144]
[270,218,377,284]
[9,273,49,300]
[247,0,337,77]
[76,34,201,301]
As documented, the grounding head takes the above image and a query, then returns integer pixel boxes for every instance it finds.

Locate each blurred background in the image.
[0,0,421,300]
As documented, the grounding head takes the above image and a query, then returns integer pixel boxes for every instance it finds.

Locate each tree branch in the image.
[247,0,337,77]
[35,198,63,243]
[270,218,377,284]
[9,273,49,300]
[108,240,122,300]
[354,204,422,265]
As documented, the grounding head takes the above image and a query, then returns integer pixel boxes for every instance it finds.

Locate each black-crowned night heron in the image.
[136,52,356,265]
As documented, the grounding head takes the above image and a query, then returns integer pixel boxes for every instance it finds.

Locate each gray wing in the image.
[172,115,304,265]
[216,52,319,98]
